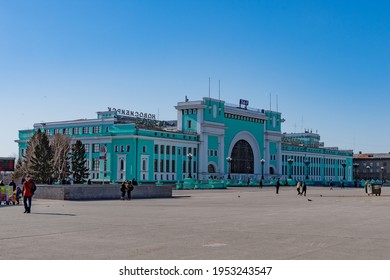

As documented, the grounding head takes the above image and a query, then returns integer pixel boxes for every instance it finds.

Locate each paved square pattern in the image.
[1,186,389,260]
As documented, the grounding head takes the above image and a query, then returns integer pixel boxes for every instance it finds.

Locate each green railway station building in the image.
[16,97,353,185]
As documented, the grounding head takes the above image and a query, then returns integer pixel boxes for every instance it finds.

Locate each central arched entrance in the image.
[231,140,254,174]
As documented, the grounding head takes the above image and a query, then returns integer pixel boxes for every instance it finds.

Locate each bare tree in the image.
[50,134,71,183]
[12,129,42,182]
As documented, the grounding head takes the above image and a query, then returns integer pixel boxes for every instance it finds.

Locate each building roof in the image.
[354,153,390,159]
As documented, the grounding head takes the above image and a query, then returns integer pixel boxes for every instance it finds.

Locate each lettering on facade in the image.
[107,107,156,120]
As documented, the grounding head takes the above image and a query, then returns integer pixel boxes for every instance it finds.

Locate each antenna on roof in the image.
[218,80,221,101]
[208,77,211,98]
[218,80,222,114]
[276,94,279,112]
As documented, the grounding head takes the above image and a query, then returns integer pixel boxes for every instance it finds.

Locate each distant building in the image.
[281,131,353,182]
[353,152,389,181]
[16,97,353,183]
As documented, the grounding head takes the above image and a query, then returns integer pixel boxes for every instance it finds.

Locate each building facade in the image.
[353,153,389,181]
[281,132,353,183]
[16,97,353,183]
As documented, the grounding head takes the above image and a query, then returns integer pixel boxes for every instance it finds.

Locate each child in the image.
[15,186,22,205]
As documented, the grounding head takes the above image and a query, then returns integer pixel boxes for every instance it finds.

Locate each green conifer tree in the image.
[71,140,89,183]
[29,129,54,183]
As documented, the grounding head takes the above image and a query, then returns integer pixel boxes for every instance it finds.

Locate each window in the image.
[63,128,69,135]
[166,146,170,155]
[82,127,90,134]
[105,127,109,133]
[72,127,79,135]
[166,160,170,172]
[172,160,175,172]
[172,146,176,155]
[93,126,101,134]
[143,146,146,153]
[160,160,164,172]
[161,145,165,154]
[193,148,197,156]
[154,145,158,154]
[54,129,59,135]
[93,144,100,153]
[115,146,118,152]
[120,159,124,171]
[154,159,158,172]
[126,145,130,152]
[142,160,147,171]
[93,159,99,171]
[183,160,187,173]
[120,146,124,152]
[45,130,51,136]
[188,120,192,129]
[183,147,187,155]
[84,144,90,153]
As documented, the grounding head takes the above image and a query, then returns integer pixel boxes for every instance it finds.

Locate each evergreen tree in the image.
[71,140,89,183]
[29,129,53,183]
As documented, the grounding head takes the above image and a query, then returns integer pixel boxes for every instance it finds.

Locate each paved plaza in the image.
[1,186,390,260]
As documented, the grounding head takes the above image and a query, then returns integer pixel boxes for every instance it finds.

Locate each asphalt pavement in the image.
[1,186,389,260]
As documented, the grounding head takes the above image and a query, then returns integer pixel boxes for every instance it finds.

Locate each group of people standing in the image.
[1,176,35,213]
[262,179,307,196]
[296,181,307,196]
[120,178,138,200]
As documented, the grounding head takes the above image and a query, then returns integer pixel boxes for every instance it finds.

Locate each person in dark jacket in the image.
[127,181,134,200]
[9,180,16,191]
[120,181,128,200]
[275,179,280,194]
[301,182,307,196]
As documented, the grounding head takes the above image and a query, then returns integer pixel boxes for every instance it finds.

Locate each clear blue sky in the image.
[1,0,389,157]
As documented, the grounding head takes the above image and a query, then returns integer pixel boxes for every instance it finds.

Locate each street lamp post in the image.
[342,162,347,180]
[261,159,265,180]
[381,166,385,183]
[366,165,370,180]
[287,158,294,179]
[187,153,193,178]
[226,157,232,180]
[304,157,310,180]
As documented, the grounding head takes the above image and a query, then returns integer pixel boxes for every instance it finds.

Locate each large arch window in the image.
[231,140,254,174]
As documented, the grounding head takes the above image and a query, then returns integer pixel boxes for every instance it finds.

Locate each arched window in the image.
[231,140,254,173]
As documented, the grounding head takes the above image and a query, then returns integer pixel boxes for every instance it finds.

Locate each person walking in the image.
[22,175,36,213]
[275,179,280,194]
[259,179,263,189]
[301,181,307,196]
[127,181,134,200]
[120,181,128,200]
[329,180,333,190]
[296,181,301,195]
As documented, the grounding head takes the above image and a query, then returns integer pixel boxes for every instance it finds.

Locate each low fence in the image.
[33,184,172,200]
